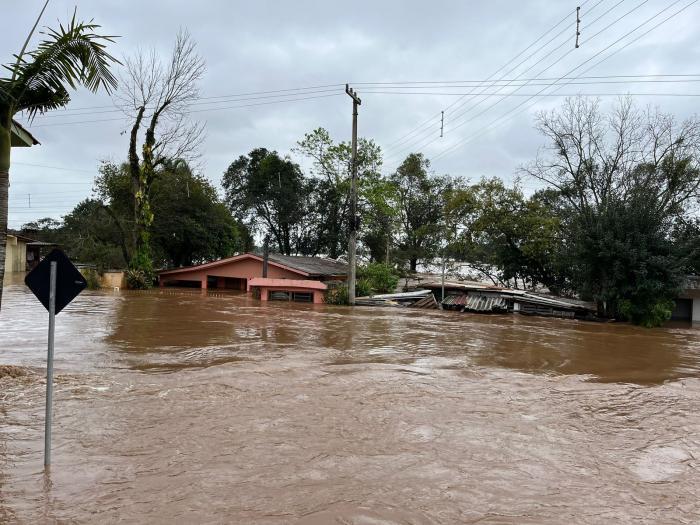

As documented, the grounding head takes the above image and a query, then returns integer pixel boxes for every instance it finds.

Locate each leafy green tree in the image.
[151,160,250,267]
[294,127,383,258]
[62,199,128,270]
[222,148,306,255]
[0,8,118,308]
[391,153,449,272]
[358,262,399,294]
[20,204,126,272]
[524,96,700,325]
[360,173,398,263]
[670,217,700,275]
[447,179,565,290]
[27,160,248,273]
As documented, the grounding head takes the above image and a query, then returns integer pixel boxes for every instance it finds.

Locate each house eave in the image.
[10,120,40,147]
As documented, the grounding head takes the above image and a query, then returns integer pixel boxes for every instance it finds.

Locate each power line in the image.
[24,92,344,128]
[12,162,97,173]
[431,0,697,163]
[384,0,616,161]
[381,1,590,153]
[384,0,621,160]
[361,78,700,90]
[28,87,344,120]
[387,0,655,166]
[21,83,346,115]
[30,76,700,122]
[9,181,92,185]
[354,74,700,86]
[364,91,700,97]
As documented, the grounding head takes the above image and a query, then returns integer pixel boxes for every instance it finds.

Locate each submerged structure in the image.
[422,281,596,319]
[158,252,347,303]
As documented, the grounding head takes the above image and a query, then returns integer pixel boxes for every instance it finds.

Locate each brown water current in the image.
[1,274,700,523]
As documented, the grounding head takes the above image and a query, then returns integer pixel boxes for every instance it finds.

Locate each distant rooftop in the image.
[11,120,39,147]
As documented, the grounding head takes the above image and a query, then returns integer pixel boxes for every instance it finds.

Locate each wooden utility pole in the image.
[346,84,361,305]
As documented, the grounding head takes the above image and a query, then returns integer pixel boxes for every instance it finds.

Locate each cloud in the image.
[4,0,699,228]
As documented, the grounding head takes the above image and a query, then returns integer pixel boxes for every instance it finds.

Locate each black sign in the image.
[25,249,87,315]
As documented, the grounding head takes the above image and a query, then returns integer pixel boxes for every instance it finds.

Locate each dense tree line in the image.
[22,160,251,283]
[20,97,700,326]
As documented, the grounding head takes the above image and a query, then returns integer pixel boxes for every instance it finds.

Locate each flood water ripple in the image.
[1,278,700,524]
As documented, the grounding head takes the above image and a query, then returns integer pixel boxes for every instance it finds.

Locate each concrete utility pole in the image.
[346,84,361,305]
[575,6,581,48]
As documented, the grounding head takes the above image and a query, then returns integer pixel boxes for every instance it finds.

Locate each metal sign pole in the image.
[44,260,57,468]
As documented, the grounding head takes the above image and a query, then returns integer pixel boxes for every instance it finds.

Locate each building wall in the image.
[693,298,700,323]
[159,257,304,288]
[100,271,126,289]
[3,235,27,274]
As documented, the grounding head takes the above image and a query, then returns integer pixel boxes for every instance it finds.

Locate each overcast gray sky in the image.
[4,0,699,229]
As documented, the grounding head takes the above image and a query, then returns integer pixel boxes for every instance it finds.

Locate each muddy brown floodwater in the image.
[1,275,700,524]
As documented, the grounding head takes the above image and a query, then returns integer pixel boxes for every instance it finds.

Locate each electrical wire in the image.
[24,92,344,128]
[430,0,697,163]
[386,0,657,167]
[364,91,700,97]
[380,2,591,153]
[384,0,616,161]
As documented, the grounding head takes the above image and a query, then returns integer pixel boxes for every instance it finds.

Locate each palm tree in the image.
[0,4,119,309]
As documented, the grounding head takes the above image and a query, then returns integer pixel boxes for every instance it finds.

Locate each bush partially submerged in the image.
[325,277,381,305]
[618,298,675,328]
[126,268,152,289]
[358,262,399,294]
[82,268,102,290]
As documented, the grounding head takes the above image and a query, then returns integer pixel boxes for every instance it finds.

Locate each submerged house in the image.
[158,252,348,303]
[3,121,41,274]
[3,233,56,274]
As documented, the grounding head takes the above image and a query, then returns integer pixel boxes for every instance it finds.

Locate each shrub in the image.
[357,262,399,294]
[324,279,373,305]
[325,283,349,305]
[125,268,151,289]
[355,278,373,298]
[618,297,675,328]
[82,268,102,290]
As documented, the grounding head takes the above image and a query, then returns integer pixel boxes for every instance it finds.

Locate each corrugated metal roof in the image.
[464,294,508,312]
[442,294,468,306]
[442,293,507,312]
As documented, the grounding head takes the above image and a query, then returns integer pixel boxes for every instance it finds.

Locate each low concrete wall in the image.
[100,271,126,289]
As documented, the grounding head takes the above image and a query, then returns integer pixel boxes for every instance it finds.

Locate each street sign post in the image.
[24,249,87,467]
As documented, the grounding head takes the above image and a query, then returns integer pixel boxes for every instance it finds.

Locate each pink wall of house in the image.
[249,277,327,304]
[258,287,325,304]
[159,255,306,289]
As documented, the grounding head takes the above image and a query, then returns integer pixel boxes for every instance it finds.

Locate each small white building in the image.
[673,276,700,322]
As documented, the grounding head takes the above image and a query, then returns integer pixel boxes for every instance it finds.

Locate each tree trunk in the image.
[128,106,145,253]
[410,258,417,272]
[0,117,12,311]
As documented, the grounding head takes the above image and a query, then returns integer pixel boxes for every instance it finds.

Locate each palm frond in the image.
[3,10,119,119]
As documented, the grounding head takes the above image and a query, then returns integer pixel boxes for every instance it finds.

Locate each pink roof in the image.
[248,278,327,290]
